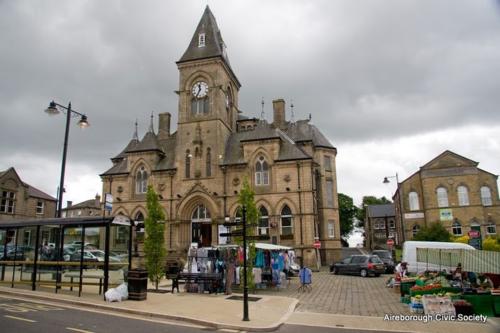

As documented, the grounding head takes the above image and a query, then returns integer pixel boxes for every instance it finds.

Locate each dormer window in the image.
[198,33,206,47]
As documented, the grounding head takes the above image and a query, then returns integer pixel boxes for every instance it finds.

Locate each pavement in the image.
[0,271,499,333]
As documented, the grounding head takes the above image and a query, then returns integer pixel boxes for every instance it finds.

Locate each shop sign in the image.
[404,212,424,219]
[439,209,453,221]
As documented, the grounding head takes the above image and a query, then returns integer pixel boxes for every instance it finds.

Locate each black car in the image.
[371,250,395,273]
[330,255,385,277]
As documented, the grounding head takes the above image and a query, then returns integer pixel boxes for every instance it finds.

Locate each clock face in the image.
[192,81,208,98]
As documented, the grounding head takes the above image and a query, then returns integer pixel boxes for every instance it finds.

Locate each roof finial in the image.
[133,119,139,141]
[260,97,265,120]
[308,113,312,122]
[290,99,295,123]
[149,111,154,133]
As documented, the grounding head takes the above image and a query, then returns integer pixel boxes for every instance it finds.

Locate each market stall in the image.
[177,243,298,294]
[396,248,500,317]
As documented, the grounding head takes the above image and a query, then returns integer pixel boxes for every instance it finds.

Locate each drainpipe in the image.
[297,162,304,246]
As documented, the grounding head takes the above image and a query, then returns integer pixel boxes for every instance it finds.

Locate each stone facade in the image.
[394,151,499,242]
[61,195,102,218]
[100,7,341,267]
[0,167,56,221]
[365,204,398,250]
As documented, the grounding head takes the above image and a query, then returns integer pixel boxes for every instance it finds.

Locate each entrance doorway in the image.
[191,204,212,247]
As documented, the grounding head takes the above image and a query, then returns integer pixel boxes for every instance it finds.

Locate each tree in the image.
[338,193,358,238]
[413,222,451,242]
[355,196,391,226]
[483,236,500,252]
[144,185,166,290]
[236,178,257,289]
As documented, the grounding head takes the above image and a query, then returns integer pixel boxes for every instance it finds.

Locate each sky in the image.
[1,0,500,209]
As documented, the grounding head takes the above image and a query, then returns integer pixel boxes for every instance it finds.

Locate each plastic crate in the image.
[410,288,442,297]
[401,281,415,296]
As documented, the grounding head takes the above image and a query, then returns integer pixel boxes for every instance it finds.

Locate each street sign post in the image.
[386,238,394,250]
[313,240,321,249]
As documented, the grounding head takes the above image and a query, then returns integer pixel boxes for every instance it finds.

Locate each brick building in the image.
[100,6,341,267]
[0,167,56,221]
[394,150,499,242]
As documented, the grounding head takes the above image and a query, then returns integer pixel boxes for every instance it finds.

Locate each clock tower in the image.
[175,5,240,181]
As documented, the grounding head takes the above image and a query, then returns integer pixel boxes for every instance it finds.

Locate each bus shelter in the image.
[0,215,133,298]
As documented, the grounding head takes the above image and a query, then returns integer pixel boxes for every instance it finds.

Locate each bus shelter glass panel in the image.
[61,226,84,294]
[109,224,130,286]
[16,226,38,288]
[0,229,10,284]
[35,225,61,290]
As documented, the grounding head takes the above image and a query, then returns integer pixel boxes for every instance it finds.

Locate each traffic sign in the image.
[313,240,321,249]
[386,239,394,246]
[468,230,480,239]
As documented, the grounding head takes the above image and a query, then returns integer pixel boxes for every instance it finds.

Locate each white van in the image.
[402,241,475,274]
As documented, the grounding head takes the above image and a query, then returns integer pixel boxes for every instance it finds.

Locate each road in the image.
[0,296,406,333]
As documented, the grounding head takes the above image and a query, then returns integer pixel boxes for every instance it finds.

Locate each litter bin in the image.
[127,269,148,301]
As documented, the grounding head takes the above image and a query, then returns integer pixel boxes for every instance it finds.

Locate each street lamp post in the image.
[45,101,89,218]
[383,173,406,244]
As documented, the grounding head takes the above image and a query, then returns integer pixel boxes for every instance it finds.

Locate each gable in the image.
[0,167,24,190]
[421,150,478,170]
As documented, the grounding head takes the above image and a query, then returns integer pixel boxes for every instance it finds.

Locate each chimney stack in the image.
[66,200,72,208]
[158,112,171,140]
[95,194,101,208]
[272,99,286,129]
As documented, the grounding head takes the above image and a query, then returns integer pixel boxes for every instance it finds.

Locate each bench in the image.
[64,271,104,295]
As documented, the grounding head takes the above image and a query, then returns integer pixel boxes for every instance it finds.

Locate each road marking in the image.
[4,315,37,322]
[66,328,95,333]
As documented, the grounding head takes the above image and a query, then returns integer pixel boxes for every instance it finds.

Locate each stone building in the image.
[394,150,499,242]
[0,167,56,221]
[61,194,102,218]
[100,6,341,267]
[365,204,398,250]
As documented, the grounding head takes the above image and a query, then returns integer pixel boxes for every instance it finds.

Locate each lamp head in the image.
[383,177,390,184]
[77,114,90,128]
[45,101,60,115]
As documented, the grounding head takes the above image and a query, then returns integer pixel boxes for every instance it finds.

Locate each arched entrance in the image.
[191,204,212,247]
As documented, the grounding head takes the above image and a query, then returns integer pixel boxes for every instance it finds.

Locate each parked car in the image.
[69,250,99,263]
[330,255,385,277]
[371,250,395,273]
[0,245,25,261]
[87,249,122,263]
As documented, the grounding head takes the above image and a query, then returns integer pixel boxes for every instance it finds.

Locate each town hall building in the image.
[101,6,341,267]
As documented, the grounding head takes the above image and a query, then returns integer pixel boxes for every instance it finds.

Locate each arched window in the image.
[452,220,462,235]
[206,148,212,177]
[412,225,420,237]
[280,205,293,236]
[408,191,419,211]
[192,204,211,221]
[191,97,209,115]
[185,150,191,178]
[255,156,269,186]
[457,186,469,206]
[481,186,492,206]
[436,187,448,208]
[258,206,269,236]
[135,166,148,194]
